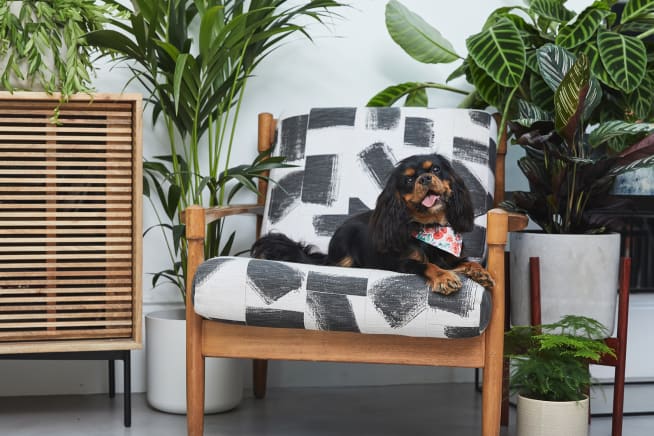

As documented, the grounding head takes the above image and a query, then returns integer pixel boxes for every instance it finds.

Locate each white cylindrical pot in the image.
[509,232,620,333]
[145,309,244,414]
[516,395,589,436]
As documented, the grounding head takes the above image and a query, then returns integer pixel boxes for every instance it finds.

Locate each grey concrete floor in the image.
[0,384,651,435]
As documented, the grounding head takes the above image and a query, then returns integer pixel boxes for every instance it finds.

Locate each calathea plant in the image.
[86,0,344,301]
[507,47,654,233]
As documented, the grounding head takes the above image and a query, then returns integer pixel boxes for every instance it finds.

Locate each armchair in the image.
[184,108,528,435]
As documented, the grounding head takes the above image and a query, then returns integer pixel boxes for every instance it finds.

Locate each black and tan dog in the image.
[252,153,494,294]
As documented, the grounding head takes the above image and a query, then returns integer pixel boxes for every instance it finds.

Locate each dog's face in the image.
[395,155,455,225]
[369,153,474,253]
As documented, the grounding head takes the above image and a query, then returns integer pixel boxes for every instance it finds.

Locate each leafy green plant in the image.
[506,49,654,233]
[505,315,615,402]
[85,0,344,301]
[369,0,654,233]
[0,0,119,99]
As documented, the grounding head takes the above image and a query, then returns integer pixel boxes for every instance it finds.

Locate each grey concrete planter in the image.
[509,232,620,334]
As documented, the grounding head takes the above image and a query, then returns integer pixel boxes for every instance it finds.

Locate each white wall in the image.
[5,0,648,398]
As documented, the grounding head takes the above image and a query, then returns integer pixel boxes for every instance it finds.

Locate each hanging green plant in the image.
[0,0,119,99]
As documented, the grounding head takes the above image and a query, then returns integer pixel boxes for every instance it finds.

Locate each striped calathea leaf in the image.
[596,30,647,93]
[554,53,590,144]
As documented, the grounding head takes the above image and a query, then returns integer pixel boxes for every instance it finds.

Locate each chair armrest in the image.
[506,210,529,233]
[181,204,264,225]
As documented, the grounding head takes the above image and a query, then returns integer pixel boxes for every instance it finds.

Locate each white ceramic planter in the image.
[509,232,620,333]
[516,394,589,436]
[145,308,244,414]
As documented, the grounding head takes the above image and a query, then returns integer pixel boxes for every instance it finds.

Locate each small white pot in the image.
[509,232,620,333]
[516,394,589,436]
[145,308,244,414]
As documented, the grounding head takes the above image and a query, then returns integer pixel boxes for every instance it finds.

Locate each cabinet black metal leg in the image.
[123,352,131,427]
[108,360,116,398]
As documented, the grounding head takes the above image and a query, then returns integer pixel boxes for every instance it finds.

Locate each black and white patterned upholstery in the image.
[193,107,498,339]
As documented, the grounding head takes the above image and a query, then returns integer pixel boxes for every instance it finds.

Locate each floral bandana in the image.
[412,224,463,257]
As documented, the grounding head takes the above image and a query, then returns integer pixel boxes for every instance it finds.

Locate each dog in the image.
[251,153,494,294]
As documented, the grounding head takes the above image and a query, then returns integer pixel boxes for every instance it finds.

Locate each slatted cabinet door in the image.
[0,92,142,353]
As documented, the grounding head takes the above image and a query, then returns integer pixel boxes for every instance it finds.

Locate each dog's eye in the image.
[405,176,414,185]
[431,165,441,174]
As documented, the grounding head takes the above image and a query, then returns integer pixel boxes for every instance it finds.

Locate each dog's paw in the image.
[457,262,495,289]
[425,264,462,295]
[470,269,495,289]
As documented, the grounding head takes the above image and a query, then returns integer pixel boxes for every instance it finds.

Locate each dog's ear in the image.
[369,175,411,253]
[445,164,475,233]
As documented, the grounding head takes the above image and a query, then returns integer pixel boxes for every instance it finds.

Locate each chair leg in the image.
[482,364,502,436]
[253,359,268,399]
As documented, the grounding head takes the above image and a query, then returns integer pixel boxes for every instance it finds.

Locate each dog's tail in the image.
[250,233,327,265]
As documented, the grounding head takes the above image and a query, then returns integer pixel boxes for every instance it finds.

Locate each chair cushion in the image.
[261,107,497,261]
[193,257,491,339]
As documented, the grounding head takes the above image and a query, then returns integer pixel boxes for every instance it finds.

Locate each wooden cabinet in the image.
[0,92,142,354]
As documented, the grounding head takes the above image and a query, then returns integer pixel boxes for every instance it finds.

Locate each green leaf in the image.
[588,120,654,148]
[537,44,602,119]
[385,0,459,64]
[466,17,526,87]
[597,30,647,93]
[367,82,428,107]
[554,53,590,141]
[514,99,552,126]
[626,72,654,120]
[173,53,189,114]
[529,0,576,23]
[404,88,428,107]
[555,6,611,49]
[467,59,507,108]
[529,73,555,113]
[621,0,654,23]
[537,44,576,92]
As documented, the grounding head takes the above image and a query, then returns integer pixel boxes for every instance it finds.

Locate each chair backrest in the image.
[260,107,498,261]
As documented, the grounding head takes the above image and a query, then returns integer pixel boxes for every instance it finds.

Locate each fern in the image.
[505,315,615,401]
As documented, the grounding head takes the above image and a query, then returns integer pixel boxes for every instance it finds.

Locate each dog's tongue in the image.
[421,194,439,208]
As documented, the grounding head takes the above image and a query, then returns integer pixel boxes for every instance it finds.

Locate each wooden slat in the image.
[0,117,132,125]
[0,177,133,184]
[0,245,132,253]
[2,161,132,168]
[0,195,131,201]
[0,126,132,134]
[1,237,131,244]
[0,329,133,342]
[0,312,133,321]
[0,303,132,312]
[0,261,131,269]
[0,228,131,235]
[0,211,131,218]
[0,169,132,176]
[0,277,131,286]
[0,143,133,151]
[0,151,131,159]
[0,320,132,329]
[0,287,132,295]
[0,186,132,193]
[2,295,132,303]
[0,253,132,261]
[1,270,131,278]
[2,204,132,210]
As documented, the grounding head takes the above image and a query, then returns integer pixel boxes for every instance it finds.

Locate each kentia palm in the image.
[86,0,345,301]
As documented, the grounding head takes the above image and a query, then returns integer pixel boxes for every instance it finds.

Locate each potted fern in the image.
[505,315,615,436]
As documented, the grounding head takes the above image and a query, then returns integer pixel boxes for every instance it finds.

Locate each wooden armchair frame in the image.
[184,112,528,436]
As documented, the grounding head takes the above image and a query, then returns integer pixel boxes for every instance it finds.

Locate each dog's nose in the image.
[418,174,432,186]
